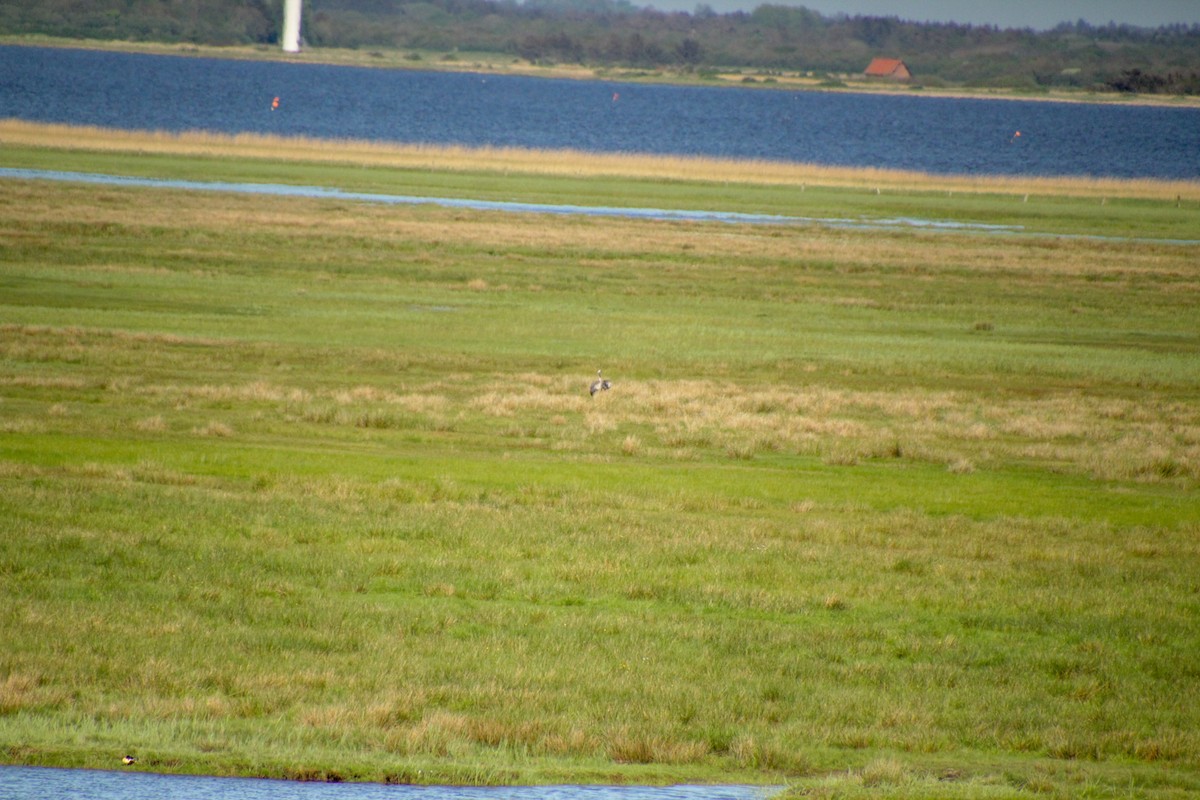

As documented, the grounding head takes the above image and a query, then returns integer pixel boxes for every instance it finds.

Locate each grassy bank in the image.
[1,130,1199,798]
[3,121,1199,245]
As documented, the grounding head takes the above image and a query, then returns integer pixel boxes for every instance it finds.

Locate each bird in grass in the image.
[122,755,137,765]
[589,369,612,396]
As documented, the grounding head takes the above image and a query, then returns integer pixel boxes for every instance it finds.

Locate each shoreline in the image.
[4,119,1198,201]
[5,34,1200,110]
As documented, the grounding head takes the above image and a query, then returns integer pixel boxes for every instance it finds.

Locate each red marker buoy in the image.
[271,96,280,111]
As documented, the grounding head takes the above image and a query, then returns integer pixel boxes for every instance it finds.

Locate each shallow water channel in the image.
[0,167,1021,233]
[0,766,779,800]
[6,167,1196,245]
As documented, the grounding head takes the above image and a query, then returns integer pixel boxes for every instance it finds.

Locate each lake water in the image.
[2,44,1198,179]
[0,766,778,800]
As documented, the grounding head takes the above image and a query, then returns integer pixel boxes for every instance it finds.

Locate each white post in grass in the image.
[282,0,302,53]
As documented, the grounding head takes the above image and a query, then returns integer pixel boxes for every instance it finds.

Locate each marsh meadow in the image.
[1,124,1198,798]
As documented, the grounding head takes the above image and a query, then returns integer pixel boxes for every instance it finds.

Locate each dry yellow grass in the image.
[33,359,1183,483]
[4,118,1199,200]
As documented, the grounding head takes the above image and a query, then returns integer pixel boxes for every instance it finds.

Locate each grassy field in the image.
[1,125,1199,798]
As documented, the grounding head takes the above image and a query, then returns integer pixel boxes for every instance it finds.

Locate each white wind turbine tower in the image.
[282,0,302,53]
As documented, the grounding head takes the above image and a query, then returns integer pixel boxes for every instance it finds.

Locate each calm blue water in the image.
[3,44,1198,179]
[0,766,777,800]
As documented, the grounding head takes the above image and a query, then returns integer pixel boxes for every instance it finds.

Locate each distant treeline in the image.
[4,0,1199,93]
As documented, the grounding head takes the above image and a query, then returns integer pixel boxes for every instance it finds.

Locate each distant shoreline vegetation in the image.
[1106,68,1200,96]
[1,0,1198,95]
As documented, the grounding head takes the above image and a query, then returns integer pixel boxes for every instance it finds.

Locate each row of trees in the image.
[3,0,1199,93]
[0,0,278,45]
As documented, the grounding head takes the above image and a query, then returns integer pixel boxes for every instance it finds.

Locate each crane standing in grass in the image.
[590,369,612,396]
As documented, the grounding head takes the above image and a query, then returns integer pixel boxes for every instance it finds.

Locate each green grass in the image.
[1,143,1199,798]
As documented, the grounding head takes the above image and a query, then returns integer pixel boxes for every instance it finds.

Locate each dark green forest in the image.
[3,0,1199,92]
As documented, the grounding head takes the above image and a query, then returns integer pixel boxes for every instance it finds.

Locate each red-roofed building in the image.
[864,58,912,80]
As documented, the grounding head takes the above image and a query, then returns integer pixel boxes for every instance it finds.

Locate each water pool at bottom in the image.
[0,766,781,800]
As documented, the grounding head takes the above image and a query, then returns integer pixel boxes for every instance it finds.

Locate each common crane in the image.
[589,369,612,396]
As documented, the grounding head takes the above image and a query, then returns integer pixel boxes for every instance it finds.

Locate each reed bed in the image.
[4,118,1199,201]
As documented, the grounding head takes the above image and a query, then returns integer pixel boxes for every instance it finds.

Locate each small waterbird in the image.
[122,755,137,765]
[589,369,612,396]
